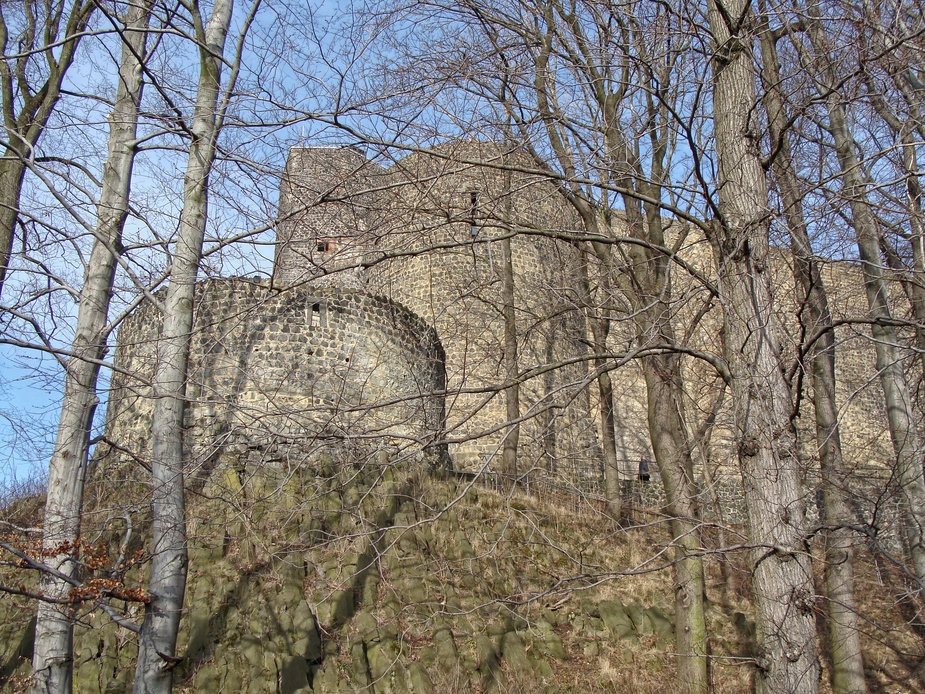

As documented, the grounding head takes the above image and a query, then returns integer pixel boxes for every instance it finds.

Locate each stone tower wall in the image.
[275,147,390,288]
[367,142,601,482]
[229,139,905,529]
[593,230,900,527]
[102,280,447,470]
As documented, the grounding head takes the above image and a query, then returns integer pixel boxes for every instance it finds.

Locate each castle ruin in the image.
[102,141,902,525]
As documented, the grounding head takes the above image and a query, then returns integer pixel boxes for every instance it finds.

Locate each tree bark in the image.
[0,0,95,297]
[0,155,27,292]
[576,251,622,518]
[758,19,866,693]
[500,235,520,479]
[500,171,520,479]
[535,5,710,684]
[805,7,925,600]
[530,22,624,516]
[865,81,925,381]
[601,135,709,690]
[642,351,709,693]
[632,222,708,694]
[133,0,235,690]
[707,1,820,691]
[31,3,152,691]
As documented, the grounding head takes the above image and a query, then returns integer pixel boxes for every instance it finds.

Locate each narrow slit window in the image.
[309,302,321,328]
[469,191,479,237]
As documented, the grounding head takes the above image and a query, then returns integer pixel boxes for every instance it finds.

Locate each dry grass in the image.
[3,462,925,693]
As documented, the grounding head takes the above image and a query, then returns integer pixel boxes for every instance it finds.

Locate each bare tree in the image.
[370,1,715,688]
[499,170,521,478]
[0,0,96,298]
[706,0,820,690]
[13,0,925,691]
[133,0,261,689]
[29,2,153,691]
[756,10,865,691]
[792,0,925,604]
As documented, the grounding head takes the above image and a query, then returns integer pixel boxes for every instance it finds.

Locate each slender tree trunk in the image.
[0,0,95,297]
[500,234,520,480]
[758,20,866,693]
[530,23,624,515]
[596,366,622,514]
[0,155,26,292]
[893,124,925,367]
[500,171,520,479]
[867,88,925,378]
[31,4,152,691]
[859,0,925,375]
[576,253,622,518]
[642,354,708,694]
[133,0,234,690]
[627,218,708,693]
[707,1,820,691]
[694,384,733,605]
[805,9,925,599]
[636,228,708,694]
[609,165,708,692]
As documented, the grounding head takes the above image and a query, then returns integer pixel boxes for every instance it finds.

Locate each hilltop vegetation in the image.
[2,446,923,692]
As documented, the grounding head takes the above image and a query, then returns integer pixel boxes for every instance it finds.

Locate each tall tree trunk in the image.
[635,229,708,694]
[577,251,622,518]
[547,7,711,681]
[758,19,866,693]
[31,3,152,691]
[133,0,235,690]
[500,234,520,479]
[530,29,624,515]
[707,1,820,691]
[500,171,520,479]
[611,166,708,692]
[642,351,708,693]
[0,0,95,297]
[866,84,925,379]
[0,155,27,293]
[805,8,925,599]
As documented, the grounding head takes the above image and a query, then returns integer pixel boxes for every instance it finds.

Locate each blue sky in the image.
[0,345,62,484]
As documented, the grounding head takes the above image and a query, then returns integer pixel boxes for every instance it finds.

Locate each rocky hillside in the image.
[1,444,922,692]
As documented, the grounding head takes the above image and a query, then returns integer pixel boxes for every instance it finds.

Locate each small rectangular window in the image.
[469,191,479,237]
[317,239,330,253]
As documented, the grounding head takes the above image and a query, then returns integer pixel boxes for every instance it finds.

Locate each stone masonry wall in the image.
[262,140,908,533]
[270,142,908,516]
[276,143,602,487]
[275,147,391,289]
[370,142,599,481]
[102,280,447,472]
[595,233,902,534]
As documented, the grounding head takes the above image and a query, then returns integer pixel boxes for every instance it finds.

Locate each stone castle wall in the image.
[269,142,909,517]
[369,143,599,478]
[595,234,902,528]
[275,147,390,289]
[102,141,912,535]
[102,280,447,471]
[275,143,602,484]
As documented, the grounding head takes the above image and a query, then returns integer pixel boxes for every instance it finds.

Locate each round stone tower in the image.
[102,280,447,470]
[271,140,602,486]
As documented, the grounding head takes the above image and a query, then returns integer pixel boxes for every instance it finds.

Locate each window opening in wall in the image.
[309,302,321,328]
[469,191,479,238]
[317,239,331,253]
